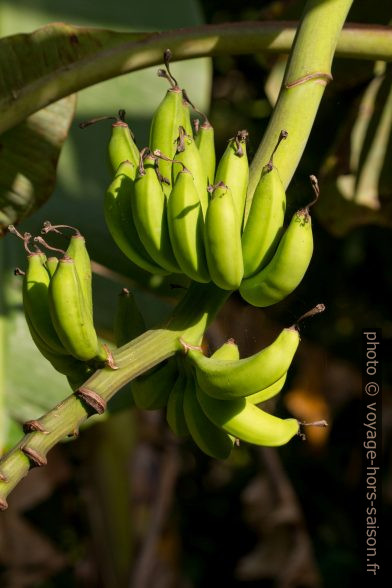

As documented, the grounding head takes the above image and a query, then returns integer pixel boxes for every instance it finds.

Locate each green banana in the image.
[172,126,209,215]
[132,151,180,273]
[166,369,189,437]
[247,372,287,405]
[23,252,67,356]
[79,110,139,173]
[241,131,288,277]
[132,358,178,411]
[108,112,140,172]
[197,386,299,447]
[184,326,299,399]
[184,376,234,460]
[45,256,58,278]
[239,205,314,308]
[105,160,169,275]
[166,167,210,283]
[49,257,107,363]
[214,130,249,225]
[209,338,287,404]
[194,117,216,186]
[149,51,185,194]
[204,182,244,291]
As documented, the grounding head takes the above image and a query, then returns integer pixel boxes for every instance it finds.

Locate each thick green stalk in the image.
[0,282,229,508]
[246,0,354,216]
[0,21,390,135]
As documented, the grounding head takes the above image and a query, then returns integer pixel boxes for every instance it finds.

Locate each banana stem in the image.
[1,22,391,136]
[0,282,230,508]
[246,0,353,215]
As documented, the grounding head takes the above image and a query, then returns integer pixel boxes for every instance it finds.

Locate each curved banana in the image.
[197,386,299,447]
[247,372,287,405]
[241,132,288,277]
[23,252,67,356]
[184,326,299,399]
[214,130,249,225]
[194,117,216,186]
[204,182,244,291]
[209,338,287,404]
[105,160,169,275]
[166,369,189,437]
[172,126,209,215]
[239,206,313,307]
[167,167,210,283]
[49,257,107,363]
[184,376,234,460]
[108,110,140,172]
[132,358,178,411]
[132,152,180,273]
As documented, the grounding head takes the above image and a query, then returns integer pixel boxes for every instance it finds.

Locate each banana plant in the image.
[1,0,391,509]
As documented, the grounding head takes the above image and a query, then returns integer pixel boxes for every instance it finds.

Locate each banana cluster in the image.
[10,223,111,390]
[101,51,317,307]
[114,289,306,459]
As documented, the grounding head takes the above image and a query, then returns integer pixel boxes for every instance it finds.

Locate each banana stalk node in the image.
[75,387,107,415]
[21,446,48,468]
[23,420,49,434]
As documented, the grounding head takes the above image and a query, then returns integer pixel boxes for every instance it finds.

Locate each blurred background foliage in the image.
[0,0,391,587]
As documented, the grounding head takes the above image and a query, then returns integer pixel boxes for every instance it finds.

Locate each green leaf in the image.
[316,64,392,235]
[0,95,76,234]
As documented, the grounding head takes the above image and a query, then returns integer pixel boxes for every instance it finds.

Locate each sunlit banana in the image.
[150,50,185,194]
[194,115,216,186]
[41,222,93,317]
[183,326,299,399]
[166,165,210,283]
[172,126,209,215]
[204,181,244,290]
[79,110,139,173]
[209,338,287,404]
[197,386,299,447]
[23,250,67,356]
[214,130,249,225]
[240,177,319,307]
[132,150,180,273]
[49,256,107,363]
[105,160,169,275]
[241,131,288,277]
[45,256,59,278]
[184,376,234,459]
[166,368,189,437]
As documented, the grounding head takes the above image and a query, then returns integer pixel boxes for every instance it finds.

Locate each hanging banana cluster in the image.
[98,50,318,308]
[10,223,113,390]
[114,289,325,459]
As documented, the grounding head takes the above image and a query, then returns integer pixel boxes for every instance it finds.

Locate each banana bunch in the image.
[163,329,303,459]
[9,223,112,390]
[111,286,324,459]
[95,51,319,308]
